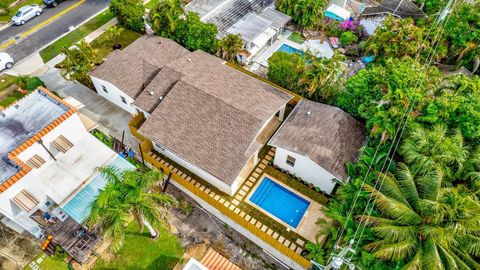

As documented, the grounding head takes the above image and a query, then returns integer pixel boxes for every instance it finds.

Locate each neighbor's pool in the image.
[250,177,310,228]
[276,44,304,55]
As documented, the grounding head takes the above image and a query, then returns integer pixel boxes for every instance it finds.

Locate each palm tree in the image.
[276,0,327,30]
[400,124,468,182]
[149,0,184,38]
[359,163,480,270]
[299,52,347,103]
[86,166,177,252]
[217,34,244,62]
[400,124,480,190]
[60,41,98,86]
[105,25,124,49]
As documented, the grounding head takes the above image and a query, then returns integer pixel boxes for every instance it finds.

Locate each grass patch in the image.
[0,0,42,23]
[288,32,305,44]
[0,74,16,92]
[39,10,115,62]
[24,253,68,270]
[90,27,142,61]
[93,222,183,270]
[0,90,24,107]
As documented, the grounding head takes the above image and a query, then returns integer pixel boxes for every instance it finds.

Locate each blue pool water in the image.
[62,156,135,223]
[250,177,310,228]
[276,44,304,55]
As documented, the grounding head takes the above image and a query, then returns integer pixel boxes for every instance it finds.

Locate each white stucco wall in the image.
[273,148,337,194]
[171,181,307,270]
[0,113,116,237]
[152,143,235,196]
[90,76,139,115]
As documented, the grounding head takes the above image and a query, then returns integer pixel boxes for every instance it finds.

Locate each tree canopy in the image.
[336,57,480,142]
[110,0,145,33]
[276,0,328,29]
[86,166,176,252]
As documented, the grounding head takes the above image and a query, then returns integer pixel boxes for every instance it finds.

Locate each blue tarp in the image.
[62,156,135,223]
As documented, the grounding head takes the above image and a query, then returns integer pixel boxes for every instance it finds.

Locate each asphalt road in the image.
[0,0,110,62]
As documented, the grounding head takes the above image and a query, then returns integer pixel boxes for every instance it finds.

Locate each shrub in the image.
[325,21,341,37]
[26,77,46,91]
[267,51,306,92]
[340,31,358,46]
[15,76,45,92]
[110,0,145,32]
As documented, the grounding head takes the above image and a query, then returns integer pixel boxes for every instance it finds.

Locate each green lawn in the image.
[0,0,43,23]
[0,74,16,92]
[90,27,142,61]
[24,253,68,270]
[288,32,305,44]
[93,222,183,270]
[39,10,116,62]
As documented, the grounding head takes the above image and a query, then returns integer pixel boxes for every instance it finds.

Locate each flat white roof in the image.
[326,4,351,20]
[226,13,272,42]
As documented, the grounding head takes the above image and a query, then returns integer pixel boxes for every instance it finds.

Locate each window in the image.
[101,85,108,93]
[286,155,296,167]
[120,96,127,104]
[51,135,74,153]
[26,154,46,169]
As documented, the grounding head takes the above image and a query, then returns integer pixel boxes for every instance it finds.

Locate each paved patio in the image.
[145,146,325,262]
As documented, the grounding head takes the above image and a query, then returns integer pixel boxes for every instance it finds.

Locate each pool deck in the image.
[246,173,326,242]
[250,31,334,70]
[145,147,317,256]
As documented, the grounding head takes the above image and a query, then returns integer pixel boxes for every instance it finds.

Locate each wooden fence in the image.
[129,114,312,269]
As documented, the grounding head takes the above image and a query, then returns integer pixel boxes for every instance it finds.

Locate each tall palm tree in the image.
[86,166,177,252]
[359,163,480,270]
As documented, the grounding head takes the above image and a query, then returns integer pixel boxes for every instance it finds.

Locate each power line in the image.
[323,0,459,268]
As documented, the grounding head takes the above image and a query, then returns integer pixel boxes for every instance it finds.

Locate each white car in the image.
[12,5,42,25]
[0,52,14,71]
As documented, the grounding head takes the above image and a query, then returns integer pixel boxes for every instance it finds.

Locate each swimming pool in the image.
[250,177,310,228]
[62,156,135,223]
[276,44,304,55]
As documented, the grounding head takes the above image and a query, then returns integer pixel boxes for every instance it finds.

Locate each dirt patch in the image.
[167,185,288,270]
[0,223,40,269]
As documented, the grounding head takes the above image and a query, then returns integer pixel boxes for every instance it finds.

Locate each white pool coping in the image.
[245,173,315,232]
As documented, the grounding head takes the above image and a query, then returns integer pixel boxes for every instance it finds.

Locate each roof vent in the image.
[306,111,311,116]
[187,58,192,62]
[149,91,154,96]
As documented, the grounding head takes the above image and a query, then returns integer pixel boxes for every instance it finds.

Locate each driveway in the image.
[39,67,139,152]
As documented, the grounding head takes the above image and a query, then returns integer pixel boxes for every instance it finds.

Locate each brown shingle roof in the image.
[139,50,292,185]
[362,0,425,19]
[89,36,190,98]
[269,100,365,179]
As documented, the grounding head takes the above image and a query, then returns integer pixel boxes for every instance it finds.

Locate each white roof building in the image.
[0,88,133,263]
